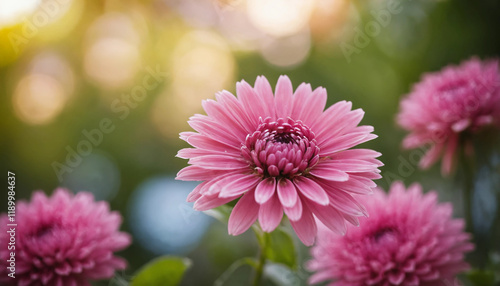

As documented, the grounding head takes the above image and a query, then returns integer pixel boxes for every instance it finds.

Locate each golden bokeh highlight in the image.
[0,0,40,28]
[152,30,236,139]
[83,13,142,90]
[259,31,311,68]
[246,0,314,37]
[309,0,352,41]
[13,74,67,125]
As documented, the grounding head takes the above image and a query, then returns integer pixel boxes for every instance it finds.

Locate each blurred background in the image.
[1,0,499,285]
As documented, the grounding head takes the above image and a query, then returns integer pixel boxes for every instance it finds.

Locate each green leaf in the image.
[265,228,297,269]
[131,256,192,286]
[264,262,302,286]
[466,269,496,286]
[204,205,232,224]
[214,257,257,286]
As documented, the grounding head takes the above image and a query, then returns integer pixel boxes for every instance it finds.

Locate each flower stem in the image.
[462,156,474,234]
[252,227,268,286]
[457,136,474,234]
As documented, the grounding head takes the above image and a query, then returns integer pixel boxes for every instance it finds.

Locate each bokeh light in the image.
[151,29,236,139]
[309,0,353,41]
[0,0,40,27]
[128,177,212,255]
[83,13,142,90]
[259,31,311,68]
[12,51,74,125]
[246,0,314,37]
[13,73,67,125]
[30,51,75,94]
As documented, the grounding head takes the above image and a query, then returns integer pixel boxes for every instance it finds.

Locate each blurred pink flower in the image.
[308,182,474,286]
[176,75,382,245]
[398,57,500,175]
[0,189,131,286]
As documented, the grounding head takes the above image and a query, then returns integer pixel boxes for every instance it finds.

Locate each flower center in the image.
[241,117,320,178]
[371,226,399,245]
[33,224,55,238]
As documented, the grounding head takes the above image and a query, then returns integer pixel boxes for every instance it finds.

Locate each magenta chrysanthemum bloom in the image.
[308,182,474,286]
[176,75,382,245]
[0,189,131,286]
[398,57,500,174]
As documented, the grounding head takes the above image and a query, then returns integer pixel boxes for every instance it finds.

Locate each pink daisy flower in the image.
[0,189,131,286]
[176,75,382,245]
[398,57,500,175]
[307,181,474,286]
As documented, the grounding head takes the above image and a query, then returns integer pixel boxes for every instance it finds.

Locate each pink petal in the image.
[308,270,333,285]
[307,201,347,235]
[283,196,303,221]
[295,86,327,126]
[236,80,262,125]
[179,131,196,142]
[185,133,239,152]
[451,118,470,132]
[402,133,432,149]
[290,206,317,246]
[317,108,365,144]
[476,115,493,126]
[277,178,298,208]
[254,177,277,204]
[188,115,241,146]
[309,164,349,182]
[194,194,238,211]
[215,90,256,132]
[218,175,261,198]
[293,177,329,205]
[186,182,206,202]
[331,148,382,160]
[388,272,405,285]
[258,194,283,232]
[419,143,444,169]
[228,191,259,235]
[253,75,276,120]
[319,128,377,156]
[176,166,226,181]
[311,100,352,136]
[289,82,313,120]
[342,213,360,226]
[275,75,293,118]
[317,159,379,173]
[202,99,248,139]
[188,155,247,170]
[317,181,367,217]
[330,179,375,195]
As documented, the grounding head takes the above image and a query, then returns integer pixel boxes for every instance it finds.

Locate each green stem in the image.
[252,228,268,286]
[457,136,474,234]
[214,258,257,286]
[462,156,474,234]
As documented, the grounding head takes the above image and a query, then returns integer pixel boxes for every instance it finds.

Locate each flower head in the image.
[0,189,131,286]
[308,182,474,286]
[398,57,500,174]
[176,75,382,245]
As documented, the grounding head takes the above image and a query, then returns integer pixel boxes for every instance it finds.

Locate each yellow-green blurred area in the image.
[1,0,499,285]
